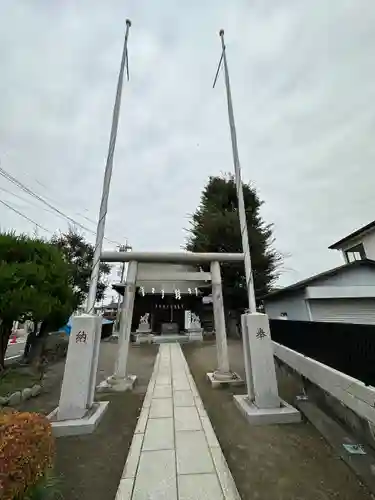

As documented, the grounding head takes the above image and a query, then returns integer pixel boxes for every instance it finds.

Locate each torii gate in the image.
[49,251,299,436]
[99,251,244,391]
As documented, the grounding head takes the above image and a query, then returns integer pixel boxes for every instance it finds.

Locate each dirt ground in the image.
[183,340,373,500]
[18,341,158,500]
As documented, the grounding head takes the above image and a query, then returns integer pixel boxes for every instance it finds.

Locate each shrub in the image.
[0,411,55,500]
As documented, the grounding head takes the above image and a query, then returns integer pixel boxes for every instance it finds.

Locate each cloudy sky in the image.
[1,0,375,290]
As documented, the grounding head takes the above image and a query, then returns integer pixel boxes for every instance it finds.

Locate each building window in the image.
[279,312,288,320]
[345,243,366,262]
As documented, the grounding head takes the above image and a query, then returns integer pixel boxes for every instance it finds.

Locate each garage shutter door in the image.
[309,299,375,324]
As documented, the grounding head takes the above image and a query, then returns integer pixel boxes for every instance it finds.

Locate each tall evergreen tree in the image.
[186,174,281,310]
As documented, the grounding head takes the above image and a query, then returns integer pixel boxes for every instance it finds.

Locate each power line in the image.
[0,164,121,246]
[0,185,57,217]
[0,198,52,233]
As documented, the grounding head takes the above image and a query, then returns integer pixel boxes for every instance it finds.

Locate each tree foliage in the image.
[186,175,281,309]
[50,228,111,310]
[0,232,75,368]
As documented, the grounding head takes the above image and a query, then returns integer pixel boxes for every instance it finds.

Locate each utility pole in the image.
[213,29,257,314]
[114,242,132,333]
[86,19,132,315]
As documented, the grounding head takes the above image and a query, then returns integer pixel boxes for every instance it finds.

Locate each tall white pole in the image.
[86,20,131,407]
[86,20,132,314]
[218,29,257,314]
[115,242,132,332]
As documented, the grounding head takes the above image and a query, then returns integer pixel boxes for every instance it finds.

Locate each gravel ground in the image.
[183,339,373,500]
[18,341,158,500]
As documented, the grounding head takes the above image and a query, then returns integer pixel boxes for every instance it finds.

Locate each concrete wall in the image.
[264,291,310,321]
[274,342,375,451]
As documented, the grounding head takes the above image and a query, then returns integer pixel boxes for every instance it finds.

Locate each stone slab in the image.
[149,398,173,419]
[210,447,242,500]
[195,397,208,418]
[173,390,195,407]
[206,372,243,389]
[122,433,144,479]
[135,407,149,434]
[233,394,301,425]
[155,376,171,386]
[174,406,202,431]
[114,343,242,499]
[178,473,224,500]
[201,417,220,448]
[142,417,174,451]
[172,377,190,391]
[132,449,177,500]
[176,430,215,474]
[116,478,134,500]
[48,401,109,437]
[153,386,172,399]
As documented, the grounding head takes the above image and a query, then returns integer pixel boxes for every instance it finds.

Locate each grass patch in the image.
[0,367,40,397]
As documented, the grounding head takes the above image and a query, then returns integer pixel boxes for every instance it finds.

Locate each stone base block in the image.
[136,327,152,334]
[135,333,154,344]
[48,401,109,437]
[188,330,203,341]
[96,374,137,393]
[207,371,244,388]
[234,394,301,425]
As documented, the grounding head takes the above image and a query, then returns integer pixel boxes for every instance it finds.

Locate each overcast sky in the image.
[1,0,375,291]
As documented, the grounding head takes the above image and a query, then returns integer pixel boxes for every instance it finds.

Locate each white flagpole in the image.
[86,19,132,314]
[216,29,257,313]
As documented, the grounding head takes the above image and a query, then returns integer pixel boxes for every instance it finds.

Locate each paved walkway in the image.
[115,343,240,500]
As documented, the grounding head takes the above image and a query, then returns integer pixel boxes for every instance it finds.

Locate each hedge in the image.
[0,411,55,500]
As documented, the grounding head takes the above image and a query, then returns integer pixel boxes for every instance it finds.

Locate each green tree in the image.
[0,233,75,369]
[23,228,112,362]
[186,174,281,312]
[50,228,111,311]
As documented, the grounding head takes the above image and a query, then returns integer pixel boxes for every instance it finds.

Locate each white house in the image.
[263,220,375,324]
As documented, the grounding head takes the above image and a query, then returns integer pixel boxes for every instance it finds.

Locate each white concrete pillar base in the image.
[242,312,280,408]
[57,314,102,421]
[96,374,137,392]
[234,394,300,425]
[207,371,243,388]
[48,401,109,437]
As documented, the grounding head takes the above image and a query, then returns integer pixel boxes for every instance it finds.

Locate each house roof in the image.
[263,259,375,301]
[329,219,375,249]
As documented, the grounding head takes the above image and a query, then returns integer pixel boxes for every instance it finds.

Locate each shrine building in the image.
[113,263,213,335]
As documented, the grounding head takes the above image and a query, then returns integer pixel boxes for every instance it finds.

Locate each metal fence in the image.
[269,319,375,386]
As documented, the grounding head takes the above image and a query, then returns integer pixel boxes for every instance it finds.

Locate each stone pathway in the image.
[115,343,241,500]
